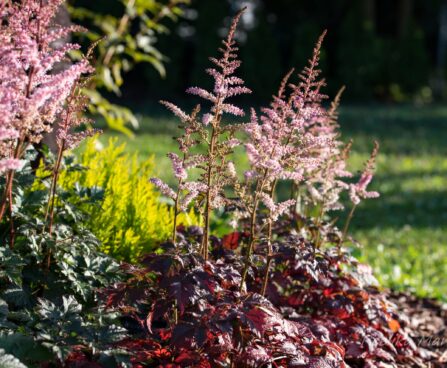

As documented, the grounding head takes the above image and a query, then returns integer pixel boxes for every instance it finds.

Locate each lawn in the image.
[95,104,447,300]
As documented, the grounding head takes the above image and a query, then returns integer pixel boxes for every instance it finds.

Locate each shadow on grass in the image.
[340,105,447,155]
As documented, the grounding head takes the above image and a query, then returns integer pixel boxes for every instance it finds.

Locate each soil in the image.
[388,291,447,367]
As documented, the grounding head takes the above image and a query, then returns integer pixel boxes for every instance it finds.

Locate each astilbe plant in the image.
[0,1,130,366]
[151,8,251,259]
[237,32,334,294]
[109,8,429,368]
[150,104,207,245]
[305,87,353,216]
[0,0,93,238]
[340,141,380,247]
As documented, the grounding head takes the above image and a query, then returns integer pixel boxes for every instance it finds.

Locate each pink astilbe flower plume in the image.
[150,105,207,243]
[291,30,328,108]
[0,0,92,185]
[55,76,98,151]
[349,141,380,205]
[0,0,91,147]
[238,31,369,293]
[306,87,354,214]
[0,0,97,232]
[158,101,189,123]
[150,178,177,200]
[186,8,251,122]
[241,47,332,237]
[155,8,251,255]
[338,141,380,250]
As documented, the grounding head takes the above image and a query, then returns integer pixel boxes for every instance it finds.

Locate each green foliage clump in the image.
[60,138,200,263]
[0,154,126,366]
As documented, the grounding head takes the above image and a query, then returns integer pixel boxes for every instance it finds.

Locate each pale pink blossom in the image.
[227,162,237,178]
[226,138,240,149]
[185,154,207,169]
[0,0,93,166]
[349,173,380,205]
[179,182,207,211]
[219,103,245,117]
[202,113,213,126]
[0,158,24,174]
[227,86,252,98]
[160,100,189,122]
[259,193,296,222]
[150,178,177,200]
[349,142,380,205]
[0,128,19,141]
[167,152,187,181]
[186,87,216,102]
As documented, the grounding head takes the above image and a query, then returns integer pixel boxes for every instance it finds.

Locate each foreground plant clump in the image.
[113,8,432,368]
[0,1,439,367]
[0,1,126,366]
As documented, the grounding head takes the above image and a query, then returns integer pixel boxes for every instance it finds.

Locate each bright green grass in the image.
[94,104,447,300]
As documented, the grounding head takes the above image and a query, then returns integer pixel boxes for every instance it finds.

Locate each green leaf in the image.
[0,334,51,364]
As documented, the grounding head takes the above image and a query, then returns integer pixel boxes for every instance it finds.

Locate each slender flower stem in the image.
[0,137,23,233]
[41,142,65,271]
[239,169,270,292]
[314,202,325,249]
[47,142,65,236]
[260,180,277,296]
[172,175,184,244]
[172,189,181,244]
[201,121,218,261]
[8,184,15,248]
[338,204,357,254]
[0,172,13,223]
[260,225,273,296]
[239,195,260,292]
[173,300,178,325]
[172,153,189,245]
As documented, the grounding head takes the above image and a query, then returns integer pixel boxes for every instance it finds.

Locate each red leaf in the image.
[153,348,171,359]
[223,232,241,250]
[388,319,401,333]
[159,328,172,341]
[245,307,268,336]
[174,350,199,363]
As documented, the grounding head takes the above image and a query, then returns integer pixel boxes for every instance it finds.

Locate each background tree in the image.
[69,0,190,135]
[137,0,445,104]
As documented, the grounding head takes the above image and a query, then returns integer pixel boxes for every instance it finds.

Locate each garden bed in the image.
[1,2,446,367]
[388,291,447,367]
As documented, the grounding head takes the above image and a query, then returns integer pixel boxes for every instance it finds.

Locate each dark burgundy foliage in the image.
[85,224,428,368]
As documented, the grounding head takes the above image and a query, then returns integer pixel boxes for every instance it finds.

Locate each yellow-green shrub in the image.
[59,138,200,263]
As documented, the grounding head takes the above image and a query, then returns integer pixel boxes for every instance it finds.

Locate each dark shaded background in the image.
[115,0,446,105]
